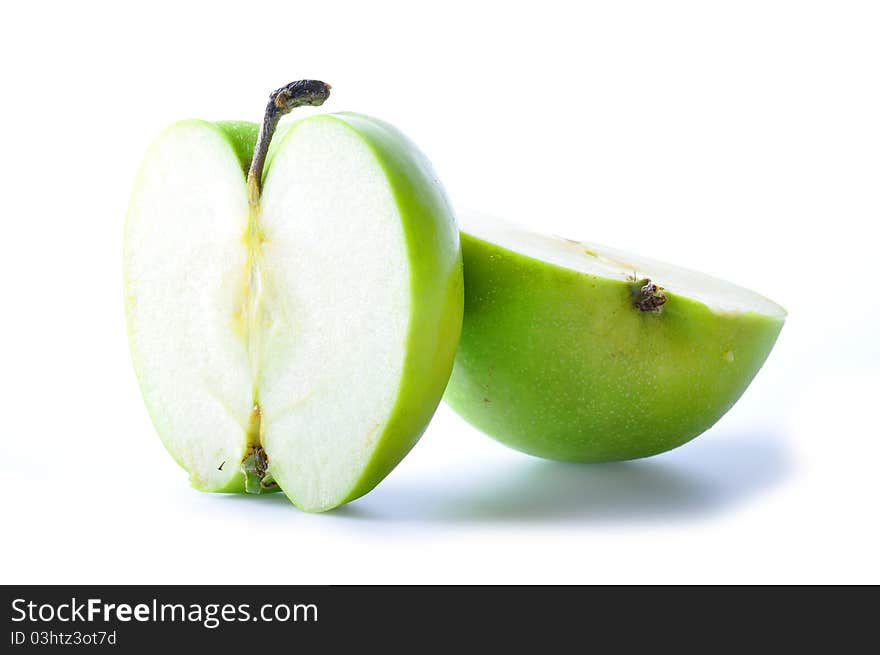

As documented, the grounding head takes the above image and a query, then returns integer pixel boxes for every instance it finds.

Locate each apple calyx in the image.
[241,403,275,494]
[241,446,276,495]
[239,80,331,494]
[631,278,667,312]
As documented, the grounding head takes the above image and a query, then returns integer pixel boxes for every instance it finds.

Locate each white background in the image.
[1,1,878,584]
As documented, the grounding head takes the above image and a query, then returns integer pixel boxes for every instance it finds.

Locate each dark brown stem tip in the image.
[632,278,667,312]
[269,79,331,117]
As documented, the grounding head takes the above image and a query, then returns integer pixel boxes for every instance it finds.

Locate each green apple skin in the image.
[127,114,462,504]
[444,232,784,462]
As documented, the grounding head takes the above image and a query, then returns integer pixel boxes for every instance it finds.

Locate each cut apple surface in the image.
[444,213,785,462]
[125,111,462,511]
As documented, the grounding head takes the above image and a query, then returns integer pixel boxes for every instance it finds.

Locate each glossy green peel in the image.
[445,219,785,462]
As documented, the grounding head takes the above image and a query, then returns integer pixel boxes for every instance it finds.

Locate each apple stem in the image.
[247,79,332,204]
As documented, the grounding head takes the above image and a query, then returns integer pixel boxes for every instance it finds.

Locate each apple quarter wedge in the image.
[124,111,462,511]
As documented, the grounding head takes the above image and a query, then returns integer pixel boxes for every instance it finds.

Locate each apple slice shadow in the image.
[332,430,793,524]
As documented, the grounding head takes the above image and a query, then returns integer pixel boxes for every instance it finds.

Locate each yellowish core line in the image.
[244,176,265,447]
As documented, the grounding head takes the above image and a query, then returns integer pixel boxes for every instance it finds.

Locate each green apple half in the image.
[444,213,785,462]
[124,83,462,511]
